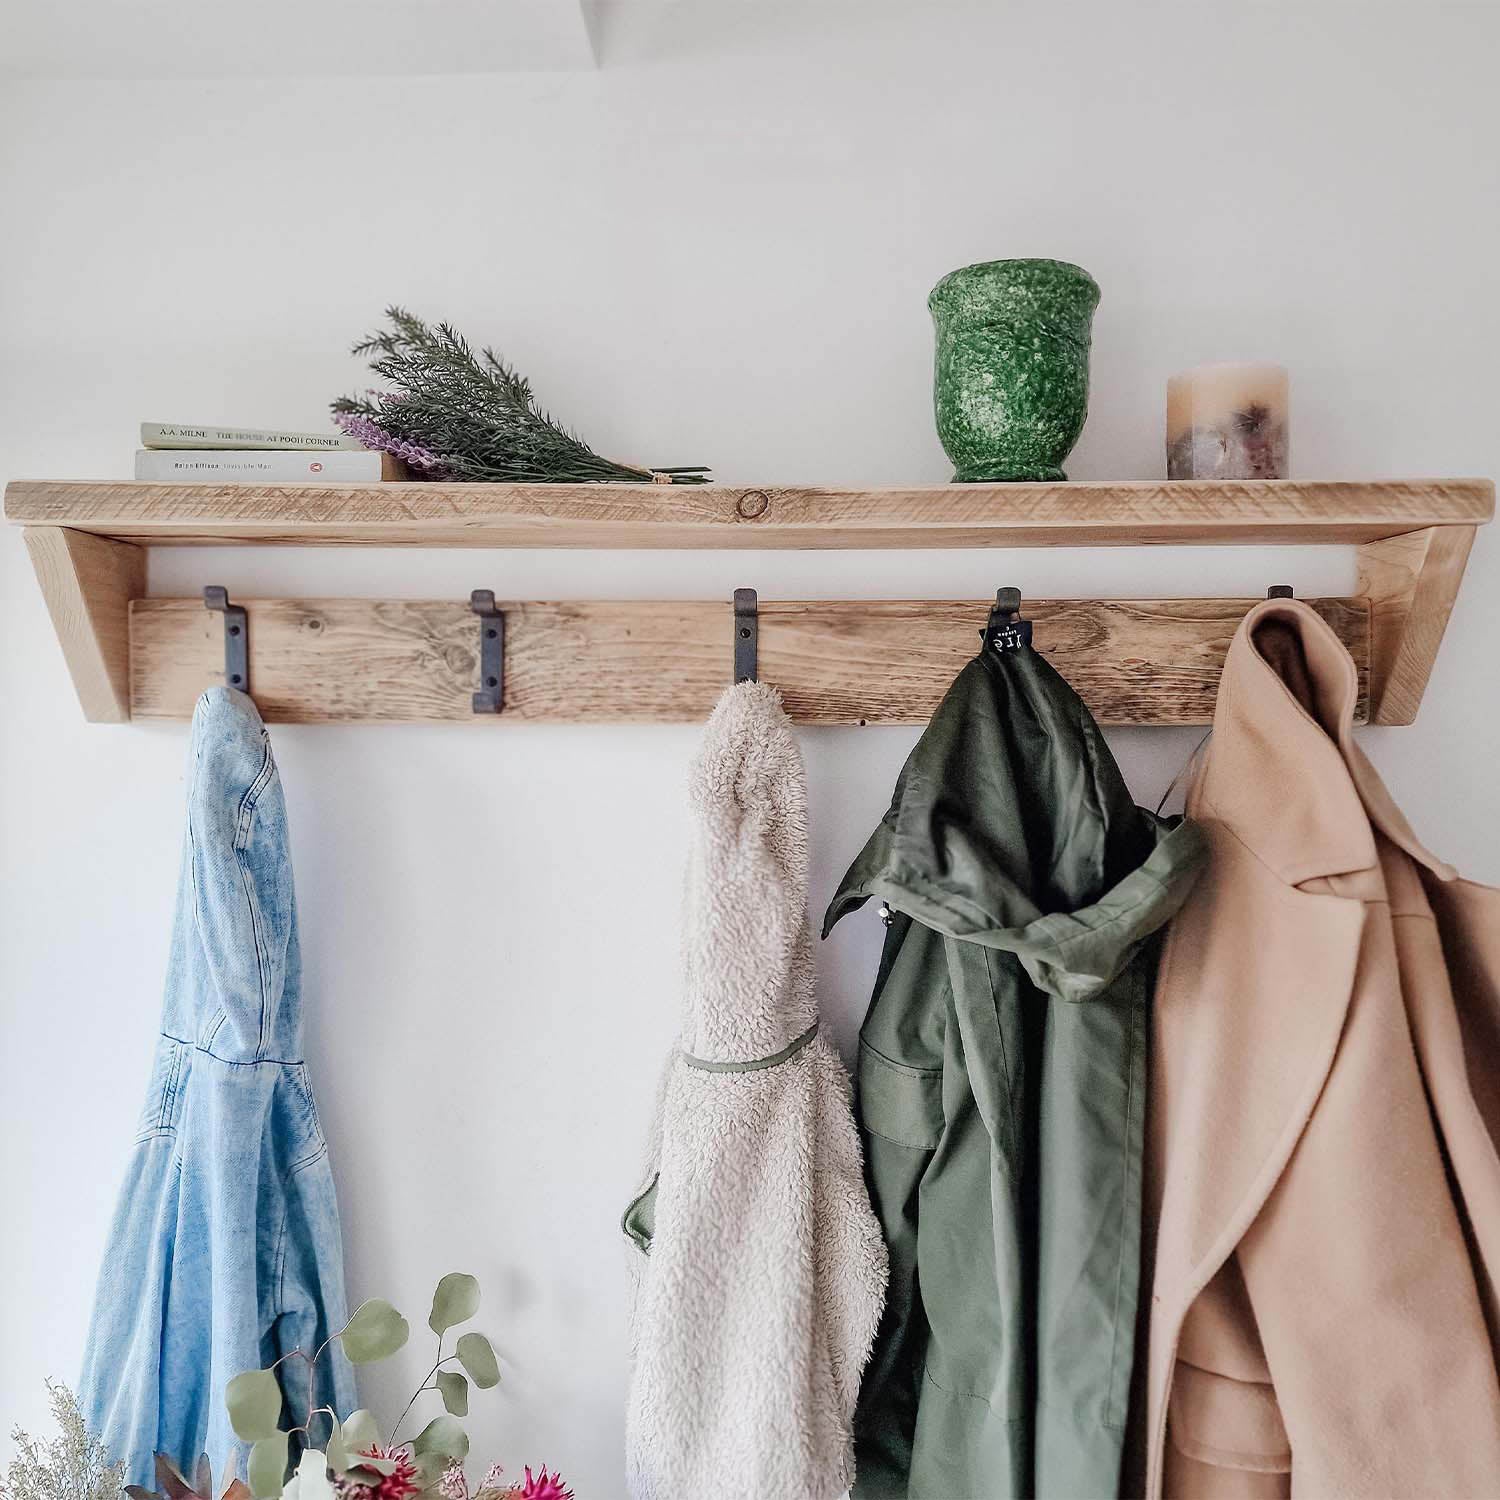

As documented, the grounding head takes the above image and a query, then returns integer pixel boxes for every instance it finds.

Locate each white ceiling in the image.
[0,0,601,79]
[5,0,1479,81]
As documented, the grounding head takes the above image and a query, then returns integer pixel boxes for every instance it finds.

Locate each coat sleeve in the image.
[1232,894,1500,1498]
[850,1038,937,1494]
[810,1043,888,1425]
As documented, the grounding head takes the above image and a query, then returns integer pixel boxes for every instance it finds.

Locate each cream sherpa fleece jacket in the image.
[623,682,888,1500]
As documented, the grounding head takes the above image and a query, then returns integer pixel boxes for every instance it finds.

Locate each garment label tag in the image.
[988,621,1033,651]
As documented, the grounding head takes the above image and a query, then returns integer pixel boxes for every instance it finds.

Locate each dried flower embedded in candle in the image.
[1166,363,1289,479]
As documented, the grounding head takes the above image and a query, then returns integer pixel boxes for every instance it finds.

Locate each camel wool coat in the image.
[1142,597,1500,1499]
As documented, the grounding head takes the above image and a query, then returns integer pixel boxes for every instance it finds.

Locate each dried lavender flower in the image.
[331,411,451,477]
[332,307,709,485]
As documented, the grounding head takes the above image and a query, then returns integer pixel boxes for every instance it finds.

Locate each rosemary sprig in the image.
[332,307,709,484]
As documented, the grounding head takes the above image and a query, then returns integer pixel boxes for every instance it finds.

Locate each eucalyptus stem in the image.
[387,1331,459,1449]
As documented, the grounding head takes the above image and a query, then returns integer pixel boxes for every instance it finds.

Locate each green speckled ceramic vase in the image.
[930,258,1100,482]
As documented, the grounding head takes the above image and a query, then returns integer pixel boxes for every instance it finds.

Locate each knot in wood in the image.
[736,489,770,520]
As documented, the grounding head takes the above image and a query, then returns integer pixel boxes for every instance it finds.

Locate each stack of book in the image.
[134,424,405,481]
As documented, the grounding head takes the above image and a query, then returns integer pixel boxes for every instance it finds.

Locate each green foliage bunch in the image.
[332,308,708,485]
[225,1273,501,1500]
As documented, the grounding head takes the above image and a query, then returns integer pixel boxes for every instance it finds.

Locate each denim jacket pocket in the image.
[135,1038,190,1143]
[289,1064,327,1160]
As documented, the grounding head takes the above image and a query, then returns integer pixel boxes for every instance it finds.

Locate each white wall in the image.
[4,4,1499,1493]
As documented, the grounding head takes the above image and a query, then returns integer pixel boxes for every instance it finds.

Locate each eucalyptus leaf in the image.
[410,1452,450,1488]
[435,1370,469,1417]
[428,1273,481,1335]
[412,1414,469,1461]
[226,1369,284,1443]
[283,1450,333,1500]
[325,1420,350,1476]
[456,1331,500,1389]
[339,1298,410,1364]
[337,1409,381,1455]
[247,1433,289,1500]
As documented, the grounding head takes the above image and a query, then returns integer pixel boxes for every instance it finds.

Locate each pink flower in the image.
[436,1466,468,1500]
[353,1447,420,1500]
[518,1470,572,1500]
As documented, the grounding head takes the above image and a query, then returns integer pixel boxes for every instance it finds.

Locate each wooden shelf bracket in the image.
[1356,525,1478,725]
[22,526,145,723]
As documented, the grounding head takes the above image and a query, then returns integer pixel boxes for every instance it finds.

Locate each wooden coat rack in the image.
[5,477,1491,727]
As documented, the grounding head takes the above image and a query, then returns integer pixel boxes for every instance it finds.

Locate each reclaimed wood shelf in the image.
[6,477,1491,728]
[5,475,1491,547]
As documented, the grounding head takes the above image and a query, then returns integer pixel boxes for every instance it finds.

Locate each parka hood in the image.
[824,646,1205,1002]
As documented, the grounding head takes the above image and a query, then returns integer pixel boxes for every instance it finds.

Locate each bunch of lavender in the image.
[3,1382,124,1500]
[332,308,708,485]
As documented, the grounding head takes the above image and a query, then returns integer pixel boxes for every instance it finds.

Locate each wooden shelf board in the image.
[5,477,1493,548]
[8,476,1487,727]
[127,596,1370,727]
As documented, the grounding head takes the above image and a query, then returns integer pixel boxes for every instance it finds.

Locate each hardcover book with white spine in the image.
[141,423,364,451]
[133,449,404,481]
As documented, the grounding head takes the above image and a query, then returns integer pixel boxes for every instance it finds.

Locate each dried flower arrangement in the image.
[223,1273,571,1500]
[2,1381,125,1500]
[331,308,708,486]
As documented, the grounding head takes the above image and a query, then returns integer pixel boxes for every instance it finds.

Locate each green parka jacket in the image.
[824,641,1205,1500]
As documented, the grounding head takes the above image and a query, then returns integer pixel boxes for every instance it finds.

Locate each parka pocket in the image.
[1166,1359,1290,1495]
[857,1039,944,1151]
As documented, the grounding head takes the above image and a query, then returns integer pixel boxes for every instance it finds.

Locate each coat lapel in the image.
[1144,842,1366,1494]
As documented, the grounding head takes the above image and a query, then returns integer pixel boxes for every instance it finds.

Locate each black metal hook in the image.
[983,587,1033,652]
[471,590,505,713]
[203,586,249,694]
[733,588,758,684]
[1267,584,1294,599]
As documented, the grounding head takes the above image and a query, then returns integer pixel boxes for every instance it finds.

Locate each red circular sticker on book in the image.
[311,461,324,472]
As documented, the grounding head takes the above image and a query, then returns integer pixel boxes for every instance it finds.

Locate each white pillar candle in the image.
[1166,362,1289,479]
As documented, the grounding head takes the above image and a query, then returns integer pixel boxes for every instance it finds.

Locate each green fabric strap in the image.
[681,1021,819,1074]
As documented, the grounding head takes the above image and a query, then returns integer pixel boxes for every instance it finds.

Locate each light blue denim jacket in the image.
[81,688,356,1487]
